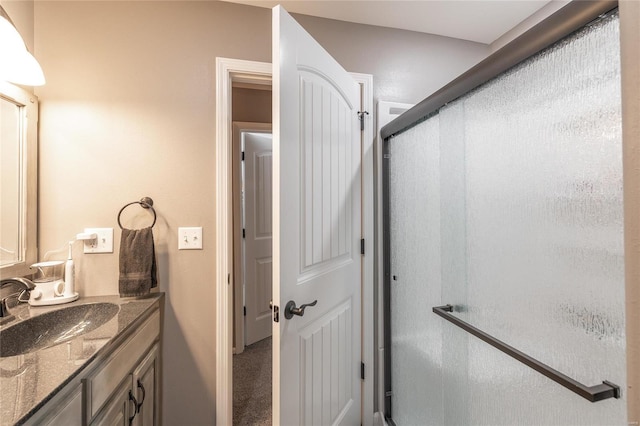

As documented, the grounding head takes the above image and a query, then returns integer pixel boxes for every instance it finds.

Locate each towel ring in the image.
[118,197,157,230]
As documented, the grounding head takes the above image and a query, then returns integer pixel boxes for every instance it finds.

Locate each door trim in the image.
[354,72,375,426]
[216,57,271,425]
[215,57,374,426]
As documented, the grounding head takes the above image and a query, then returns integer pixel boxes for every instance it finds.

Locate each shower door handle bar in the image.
[433,304,621,402]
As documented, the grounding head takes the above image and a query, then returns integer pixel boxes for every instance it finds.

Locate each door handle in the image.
[284,300,317,319]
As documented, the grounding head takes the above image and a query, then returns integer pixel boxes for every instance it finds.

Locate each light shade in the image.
[0,9,45,86]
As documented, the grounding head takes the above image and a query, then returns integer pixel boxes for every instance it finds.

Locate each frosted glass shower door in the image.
[388,120,443,425]
[387,11,625,426]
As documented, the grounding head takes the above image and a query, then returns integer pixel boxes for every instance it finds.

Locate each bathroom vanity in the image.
[0,293,164,425]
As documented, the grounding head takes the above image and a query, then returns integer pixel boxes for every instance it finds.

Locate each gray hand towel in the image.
[119,227,157,297]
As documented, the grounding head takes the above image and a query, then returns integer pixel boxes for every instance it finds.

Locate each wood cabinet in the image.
[91,380,132,426]
[38,384,83,426]
[132,344,160,426]
[24,306,162,426]
[86,310,160,422]
[92,343,160,426]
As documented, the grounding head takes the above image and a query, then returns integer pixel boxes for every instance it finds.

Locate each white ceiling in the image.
[220,0,554,45]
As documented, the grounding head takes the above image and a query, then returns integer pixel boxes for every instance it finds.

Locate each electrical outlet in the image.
[83,228,114,253]
[178,227,203,250]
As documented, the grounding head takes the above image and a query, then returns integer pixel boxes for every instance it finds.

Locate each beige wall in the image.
[621,0,640,422]
[232,87,272,123]
[292,13,488,103]
[490,0,570,53]
[32,2,487,424]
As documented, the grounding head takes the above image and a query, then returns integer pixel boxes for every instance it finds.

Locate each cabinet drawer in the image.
[86,309,160,419]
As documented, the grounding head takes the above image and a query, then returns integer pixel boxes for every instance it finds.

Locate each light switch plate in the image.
[83,228,114,253]
[178,227,203,250]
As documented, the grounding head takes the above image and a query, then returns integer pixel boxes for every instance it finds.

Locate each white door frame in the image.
[215,57,374,426]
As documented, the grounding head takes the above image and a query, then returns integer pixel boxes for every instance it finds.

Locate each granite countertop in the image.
[0,293,164,425]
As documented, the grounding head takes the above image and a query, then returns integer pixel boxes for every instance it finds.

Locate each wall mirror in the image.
[0,81,38,278]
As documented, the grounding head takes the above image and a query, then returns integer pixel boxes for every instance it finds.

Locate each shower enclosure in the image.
[382,3,626,425]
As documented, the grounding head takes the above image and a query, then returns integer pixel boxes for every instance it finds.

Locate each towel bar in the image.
[117,197,157,230]
[433,304,621,402]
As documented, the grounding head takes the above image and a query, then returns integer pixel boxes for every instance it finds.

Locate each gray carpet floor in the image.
[233,336,272,425]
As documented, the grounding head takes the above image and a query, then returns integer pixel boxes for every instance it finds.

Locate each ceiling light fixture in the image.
[0,5,45,86]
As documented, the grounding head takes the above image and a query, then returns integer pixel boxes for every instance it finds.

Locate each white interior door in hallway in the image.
[273,5,363,424]
[243,131,273,346]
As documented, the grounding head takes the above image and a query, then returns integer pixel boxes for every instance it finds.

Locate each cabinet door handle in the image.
[136,379,146,413]
[128,390,138,425]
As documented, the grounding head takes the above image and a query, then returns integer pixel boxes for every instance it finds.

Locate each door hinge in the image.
[243,306,246,316]
[273,305,280,322]
[241,151,245,161]
[361,362,365,380]
[242,229,246,239]
[357,111,369,131]
[360,238,365,255]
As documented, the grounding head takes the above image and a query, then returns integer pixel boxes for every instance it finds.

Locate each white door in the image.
[243,131,274,345]
[273,5,362,425]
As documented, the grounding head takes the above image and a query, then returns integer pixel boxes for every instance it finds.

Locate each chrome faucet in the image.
[0,277,35,318]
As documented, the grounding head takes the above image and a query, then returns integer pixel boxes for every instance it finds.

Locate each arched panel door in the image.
[272,5,362,425]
